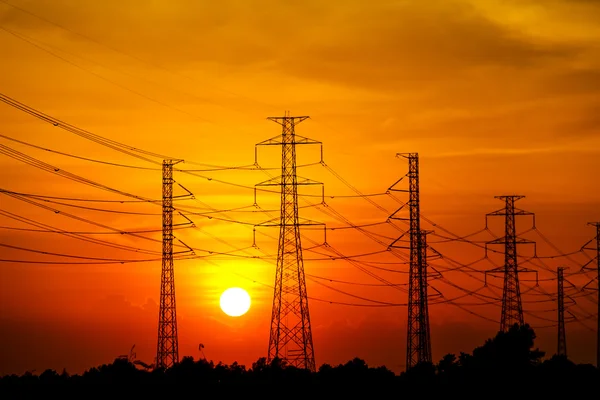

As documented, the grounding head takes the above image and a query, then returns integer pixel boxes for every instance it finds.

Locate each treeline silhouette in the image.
[1,324,598,394]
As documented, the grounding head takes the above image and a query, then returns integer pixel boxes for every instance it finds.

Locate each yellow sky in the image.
[0,0,599,375]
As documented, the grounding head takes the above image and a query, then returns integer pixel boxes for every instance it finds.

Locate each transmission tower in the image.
[156,159,184,369]
[485,195,537,332]
[254,113,324,371]
[420,229,432,364]
[557,266,567,357]
[587,222,600,367]
[388,153,431,369]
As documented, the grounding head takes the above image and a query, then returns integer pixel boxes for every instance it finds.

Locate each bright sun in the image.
[220,287,251,317]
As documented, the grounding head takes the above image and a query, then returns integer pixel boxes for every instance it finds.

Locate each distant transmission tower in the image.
[420,229,432,363]
[557,266,567,357]
[585,222,600,367]
[388,153,431,369]
[255,113,323,371]
[485,195,537,332]
[156,159,184,369]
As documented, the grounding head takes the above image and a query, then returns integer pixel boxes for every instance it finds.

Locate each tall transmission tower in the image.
[388,153,432,369]
[485,195,537,332]
[156,159,190,369]
[557,266,567,357]
[254,113,324,371]
[586,222,600,367]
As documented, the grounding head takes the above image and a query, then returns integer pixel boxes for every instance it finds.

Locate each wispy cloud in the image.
[426,144,598,158]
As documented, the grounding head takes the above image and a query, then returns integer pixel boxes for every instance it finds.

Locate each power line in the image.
[0,225,171,235]
[0,132,161,170]
[0,26,213,123]
[0,92,170,163]
[0,130,319,172]
[0,242,162,262]
[0,209,162,255]
[0,189,162,203]
[0,0,282,114]
[4,195,162,215]
[0,144,160,202]
[1,191,185,249]
[0,96,393,198]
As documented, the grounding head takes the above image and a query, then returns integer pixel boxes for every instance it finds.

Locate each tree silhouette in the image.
[472,323,544,369]
[1,324,598,394]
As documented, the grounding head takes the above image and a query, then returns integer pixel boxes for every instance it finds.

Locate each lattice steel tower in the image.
[256,113,321,371]
[420,230,432,363]
[557,266,567,357]
[156,159,182,369]
[388,153,431,369]
[588,222,600,367]
[485,195,536,332]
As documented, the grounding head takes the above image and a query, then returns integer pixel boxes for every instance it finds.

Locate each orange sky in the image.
[0,0,599,375]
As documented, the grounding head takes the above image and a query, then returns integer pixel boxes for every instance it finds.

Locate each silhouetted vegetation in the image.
[1,324,598,395]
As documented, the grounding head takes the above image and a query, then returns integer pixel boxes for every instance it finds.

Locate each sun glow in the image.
[219,287,251,317]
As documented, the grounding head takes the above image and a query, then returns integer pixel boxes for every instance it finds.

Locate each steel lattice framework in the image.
[254,113,323,371]
[557,266,567,357]
[586,222,600,368]
[420,230,432,364]
[388,153,431,369]
[485,195,537,332]
[156,159,182,369]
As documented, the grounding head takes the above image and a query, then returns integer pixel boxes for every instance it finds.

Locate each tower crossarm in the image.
[254,117,323,166]
[254,176,325,206]
[484,267,538,286]
[485,237,537,257]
